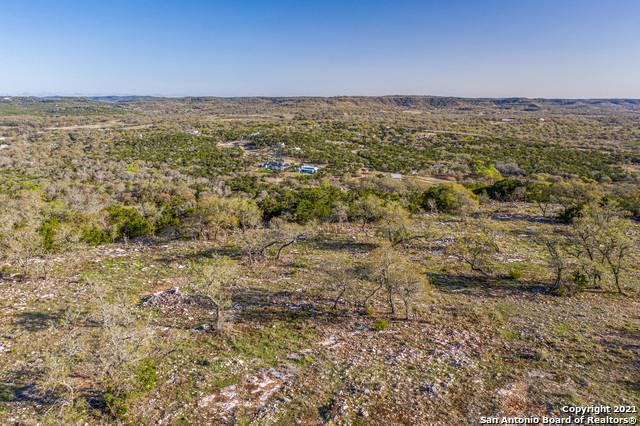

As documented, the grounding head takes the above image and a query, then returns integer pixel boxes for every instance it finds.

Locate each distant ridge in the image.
[2,95,640,117]
[88,96,155,103]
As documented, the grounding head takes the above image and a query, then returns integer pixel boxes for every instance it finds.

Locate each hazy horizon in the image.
[4,94,640,101]
[2,0,639,99]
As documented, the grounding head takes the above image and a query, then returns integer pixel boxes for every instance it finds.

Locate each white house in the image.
[298,165,319,174]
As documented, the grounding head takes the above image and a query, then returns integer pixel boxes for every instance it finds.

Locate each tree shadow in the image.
[308,237,379,254]
[233,286,330,324]
[0,382,42,405]
[0,372,107,416]
[432,272,549,296]
[490,214,559,225]
[622,378,640,394]
[154,245,246,265]
[12,310,65,330]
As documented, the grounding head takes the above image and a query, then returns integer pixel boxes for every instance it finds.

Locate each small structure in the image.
[390,173,402,179]
[260,162,290,171]
[417,132,436,139]
[0,144,9,149]
[292,147,302,151]
[298,165,319,174]
[500,119,514,122]
[186,130,200,135]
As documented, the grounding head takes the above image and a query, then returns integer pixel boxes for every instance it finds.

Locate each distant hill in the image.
[108,95,640,120]
[2,95,639,118]
[88,96,155,103]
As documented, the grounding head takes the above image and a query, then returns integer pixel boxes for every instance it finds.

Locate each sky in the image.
[1,0,639,98]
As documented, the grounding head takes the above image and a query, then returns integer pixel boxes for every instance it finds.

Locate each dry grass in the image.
[0,204,639,425]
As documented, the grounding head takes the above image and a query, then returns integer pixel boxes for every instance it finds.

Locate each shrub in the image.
[558,204,584,224]
[508,270,523,280]
[474,162,503,180]
[535,348,549,361]
[555,271,587,297]
[106,206,154,240]
[475,178,528,201]
[374,318,389,331]
[421,184,479,215]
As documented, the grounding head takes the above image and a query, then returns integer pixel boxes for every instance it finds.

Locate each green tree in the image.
[527,183,554,217]
[421,184,478,215]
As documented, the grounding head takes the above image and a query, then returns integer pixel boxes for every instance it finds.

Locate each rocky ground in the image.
[0,207,639,425]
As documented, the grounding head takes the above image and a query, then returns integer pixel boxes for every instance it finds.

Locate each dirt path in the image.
[46,122,152,131]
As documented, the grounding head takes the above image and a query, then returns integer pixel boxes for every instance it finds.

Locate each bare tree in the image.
[361,244,431,318]
[235,220,312,264]
[361,244,403,312]
[534,232,570,290]
[0,191,46,280]
[572,202,634,293]
[40,224,82,280]
[321,254,359,311]
[37,306,86,423]
[88,289,154,415]
[350,195,385,230]
[0,225,44,280]
[190,256,237,331]
[394,261,431,320]
[234,228,269,265]
[375,202,432,247]
[266,218,313,260]
[445,233,499,275]
[329,201,349,228]
[232,199,262,232]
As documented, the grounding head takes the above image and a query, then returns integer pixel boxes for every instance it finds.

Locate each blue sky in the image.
[1,0,639,98]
